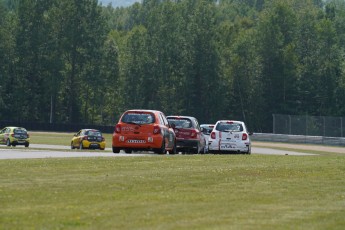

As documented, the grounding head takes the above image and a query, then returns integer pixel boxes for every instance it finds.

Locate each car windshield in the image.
[86,130,102,136]
[168,118,193,128]
[216,122,243,132]
[13,128,27,134]
[122,112,155,125]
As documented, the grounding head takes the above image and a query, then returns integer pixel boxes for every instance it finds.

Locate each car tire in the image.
[100,148,105,151]
[170,142,177,155]
[25,143,29,148]
[112,147,120,153]
[194,143,200,154]
[71,142,74,149]
[156,140,166,154]
[125,149,132,154]
[201,146,206,154]
[6,139,11,147]
[246,146,251,155]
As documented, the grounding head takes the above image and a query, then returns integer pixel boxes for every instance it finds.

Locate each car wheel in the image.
[6,139,11,147]
[194,143,201,154]
[170,142,177,155]
[100,148,105,151]
[25,143,29,148]
[156,140,166,154]
[246,146,251,155]
[125,149,132,154]
[71,142,74,149]
[112,147,120,153]
[201,146,206,154]
[79,141,84,150]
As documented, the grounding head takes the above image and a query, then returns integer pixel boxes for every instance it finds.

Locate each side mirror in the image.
[248,132,253,136]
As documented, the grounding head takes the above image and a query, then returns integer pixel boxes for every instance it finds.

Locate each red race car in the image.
[167,116,206,154]
[112,110,176,154]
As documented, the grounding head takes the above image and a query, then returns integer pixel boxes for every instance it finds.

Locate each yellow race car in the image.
[0,126,30,147]
[71,129,106,150]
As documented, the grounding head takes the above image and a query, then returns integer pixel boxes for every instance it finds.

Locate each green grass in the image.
[1,155,345,229]
[29,131,113,146]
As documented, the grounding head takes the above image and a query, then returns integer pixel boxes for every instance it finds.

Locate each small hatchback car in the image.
[0,126,30,147]
[200,124,215,152]
[167,116,206,154]
[112,110,176,154]
[71,129,106,150]
[208,120,251,154]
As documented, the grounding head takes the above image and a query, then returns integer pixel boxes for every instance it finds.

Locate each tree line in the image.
[1,0,345,132]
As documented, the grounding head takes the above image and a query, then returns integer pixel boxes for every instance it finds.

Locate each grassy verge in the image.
[0,155,344,229]
[29,131,113,146]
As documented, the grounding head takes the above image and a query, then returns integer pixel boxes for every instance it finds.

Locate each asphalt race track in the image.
[0,144,316,159]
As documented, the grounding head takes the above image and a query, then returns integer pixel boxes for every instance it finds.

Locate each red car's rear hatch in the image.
[118,111,157,136]
[167,117,197,140]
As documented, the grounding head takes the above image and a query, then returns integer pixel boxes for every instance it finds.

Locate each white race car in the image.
[200,124,214,153]
[208,120,252,154]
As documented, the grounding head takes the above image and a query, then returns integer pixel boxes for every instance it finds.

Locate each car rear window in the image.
[121,112,155,125]
[13,128,27,134]
[216,122,243,132]
[201,125,214,134]
[86,130,102,136]
[168,118,193,128]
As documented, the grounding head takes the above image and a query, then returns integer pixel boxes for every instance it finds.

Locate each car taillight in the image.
[153,125,161,134]
[190,130,197,138]
[211,132,216,139]
[242,133,248,140]
[115,124,121,133]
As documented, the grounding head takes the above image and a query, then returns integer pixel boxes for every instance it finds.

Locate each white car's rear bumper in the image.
[208,141,250,153]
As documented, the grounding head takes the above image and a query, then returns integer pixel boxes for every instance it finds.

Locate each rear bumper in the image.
[12,140,30,145]
[83,141,106,149]
[208,141,250,153]
[112,134,163,150]
[176,139,198,149]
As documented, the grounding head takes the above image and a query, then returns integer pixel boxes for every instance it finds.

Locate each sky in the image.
[99,0,141,7]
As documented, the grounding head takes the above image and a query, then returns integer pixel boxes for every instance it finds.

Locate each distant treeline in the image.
[1,0,345,132]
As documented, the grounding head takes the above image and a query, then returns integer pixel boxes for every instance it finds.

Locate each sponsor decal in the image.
[127,139,146,143]
[122,127,134,132]
[179,131,190,136]
[220,144,236,150]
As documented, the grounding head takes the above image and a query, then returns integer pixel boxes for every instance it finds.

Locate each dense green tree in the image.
[48,0,107,123]
[99,31,121,124]
[326,0,345,116]
[1,0,345,133]
[15,0,53,121]
[256,0,299,129]
[294,1,341,116]
[183,0,220,122]
[0,1,17,120]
